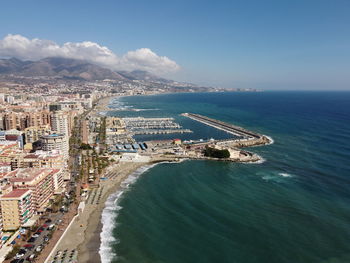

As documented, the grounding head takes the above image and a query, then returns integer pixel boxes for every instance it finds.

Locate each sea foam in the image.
[264,135,275,145]
[247,156,266,164]
[262,172,294,182]
[99,163,161,263]
[278,172,293,177]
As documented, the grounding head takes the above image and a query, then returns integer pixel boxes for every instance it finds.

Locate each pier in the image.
[181,113,262,139]
[123,117,181,130]
[132,129,192,135]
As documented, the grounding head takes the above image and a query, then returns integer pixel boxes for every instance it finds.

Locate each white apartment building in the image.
[50,111,69,137]
[40,134,69,159]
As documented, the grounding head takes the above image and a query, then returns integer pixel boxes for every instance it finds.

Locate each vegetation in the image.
[203,146,230,159]
[6,245,20,260]
[98,117,107,154]
[80,143,92,150]
[51,195,64,212]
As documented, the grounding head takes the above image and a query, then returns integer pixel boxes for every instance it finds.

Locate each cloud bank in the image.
[0,34,180,74]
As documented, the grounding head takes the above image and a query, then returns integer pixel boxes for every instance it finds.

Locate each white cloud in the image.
[0,34,180,74]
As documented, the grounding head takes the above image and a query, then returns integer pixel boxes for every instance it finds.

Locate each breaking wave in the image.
[99,163,164,263]
[262,172,294,181]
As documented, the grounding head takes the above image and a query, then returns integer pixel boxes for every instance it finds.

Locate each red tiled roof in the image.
[1,189,30,198]
[5,135,19,141]
[24,154,38,159]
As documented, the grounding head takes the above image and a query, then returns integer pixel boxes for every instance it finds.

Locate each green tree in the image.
[203,146,230,159]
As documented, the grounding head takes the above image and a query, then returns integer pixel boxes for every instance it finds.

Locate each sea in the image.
[99,91,350,263]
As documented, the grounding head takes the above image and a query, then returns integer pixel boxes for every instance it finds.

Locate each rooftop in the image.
[41,133,65,138]
[7,168,60,183]
[1,189,31,199]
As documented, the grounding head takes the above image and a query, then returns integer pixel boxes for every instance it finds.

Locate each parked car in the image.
[27,237,36,243]
[26,254,36,261]
[15,252,25,259]
[18,249,27,254]
[23,244,34,249]
[36,245,43,252]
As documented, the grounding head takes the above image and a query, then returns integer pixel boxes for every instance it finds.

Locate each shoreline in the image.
[43,161,149,263]
[46,93,272,263]
[77,162,148,263]
[80,158,183,263]
[79,155,265,263]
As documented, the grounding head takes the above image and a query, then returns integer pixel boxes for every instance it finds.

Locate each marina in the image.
[123,117,182,130]
[132,129,192,135]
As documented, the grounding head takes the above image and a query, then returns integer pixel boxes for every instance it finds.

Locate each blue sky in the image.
[0,0,350,89]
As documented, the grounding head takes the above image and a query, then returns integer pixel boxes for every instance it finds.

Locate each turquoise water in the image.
[101,91,350,263]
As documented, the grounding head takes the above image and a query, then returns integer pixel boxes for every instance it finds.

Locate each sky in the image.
[0,0,350,90]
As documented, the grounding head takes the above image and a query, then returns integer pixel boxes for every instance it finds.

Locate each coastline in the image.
[38,91,349,263]
[43,161,149,263]
[80,158,183,263]
[77,162,148,263]
[45,93,272,263]
[77,159,180,263]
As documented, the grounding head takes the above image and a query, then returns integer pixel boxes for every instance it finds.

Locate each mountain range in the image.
[0,57,173,82]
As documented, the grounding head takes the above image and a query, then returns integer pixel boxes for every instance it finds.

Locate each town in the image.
[0,76,266,263]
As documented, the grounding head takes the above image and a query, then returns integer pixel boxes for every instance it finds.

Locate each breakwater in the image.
[181,113,271,148]
[181,113,261,138]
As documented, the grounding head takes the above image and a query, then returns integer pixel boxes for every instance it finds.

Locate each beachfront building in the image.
[0,189,33,231]
[41,134,69,159]
[0,184,14,240]
[7,168,62,212]
[10,151,66,170]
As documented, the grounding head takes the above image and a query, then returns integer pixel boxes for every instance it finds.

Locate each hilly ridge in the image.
[0,57,158,81]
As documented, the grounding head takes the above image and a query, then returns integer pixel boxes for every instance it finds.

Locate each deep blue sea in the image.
[100,91,350,263]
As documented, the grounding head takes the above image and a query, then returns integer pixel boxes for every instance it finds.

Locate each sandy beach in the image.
[44,161,148,263]
[77,162,148,263]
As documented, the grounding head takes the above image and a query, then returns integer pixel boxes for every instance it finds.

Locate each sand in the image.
[77,162,147,263]
[44,162,148,263]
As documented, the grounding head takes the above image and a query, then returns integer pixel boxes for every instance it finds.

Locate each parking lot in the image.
[7,177,78,263]
[8,213,64,263]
